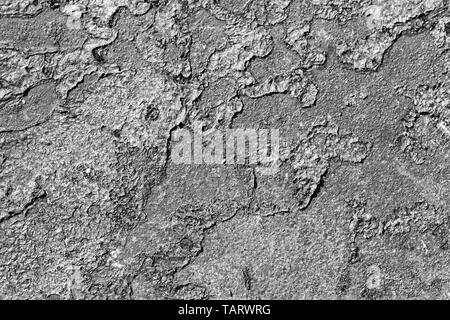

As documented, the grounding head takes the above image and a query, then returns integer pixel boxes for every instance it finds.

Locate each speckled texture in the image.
[1,0,450,300]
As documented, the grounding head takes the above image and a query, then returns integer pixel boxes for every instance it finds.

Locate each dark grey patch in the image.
[0,82,59,132]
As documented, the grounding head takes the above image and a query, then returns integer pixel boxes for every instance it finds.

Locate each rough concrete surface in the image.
[1,0,450,300]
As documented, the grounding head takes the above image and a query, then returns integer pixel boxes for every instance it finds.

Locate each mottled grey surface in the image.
[1,0,450,299]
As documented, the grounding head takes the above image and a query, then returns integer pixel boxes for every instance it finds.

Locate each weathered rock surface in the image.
[1,0,450,300]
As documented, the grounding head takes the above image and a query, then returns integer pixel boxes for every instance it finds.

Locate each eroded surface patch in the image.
[1,0,450,299]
